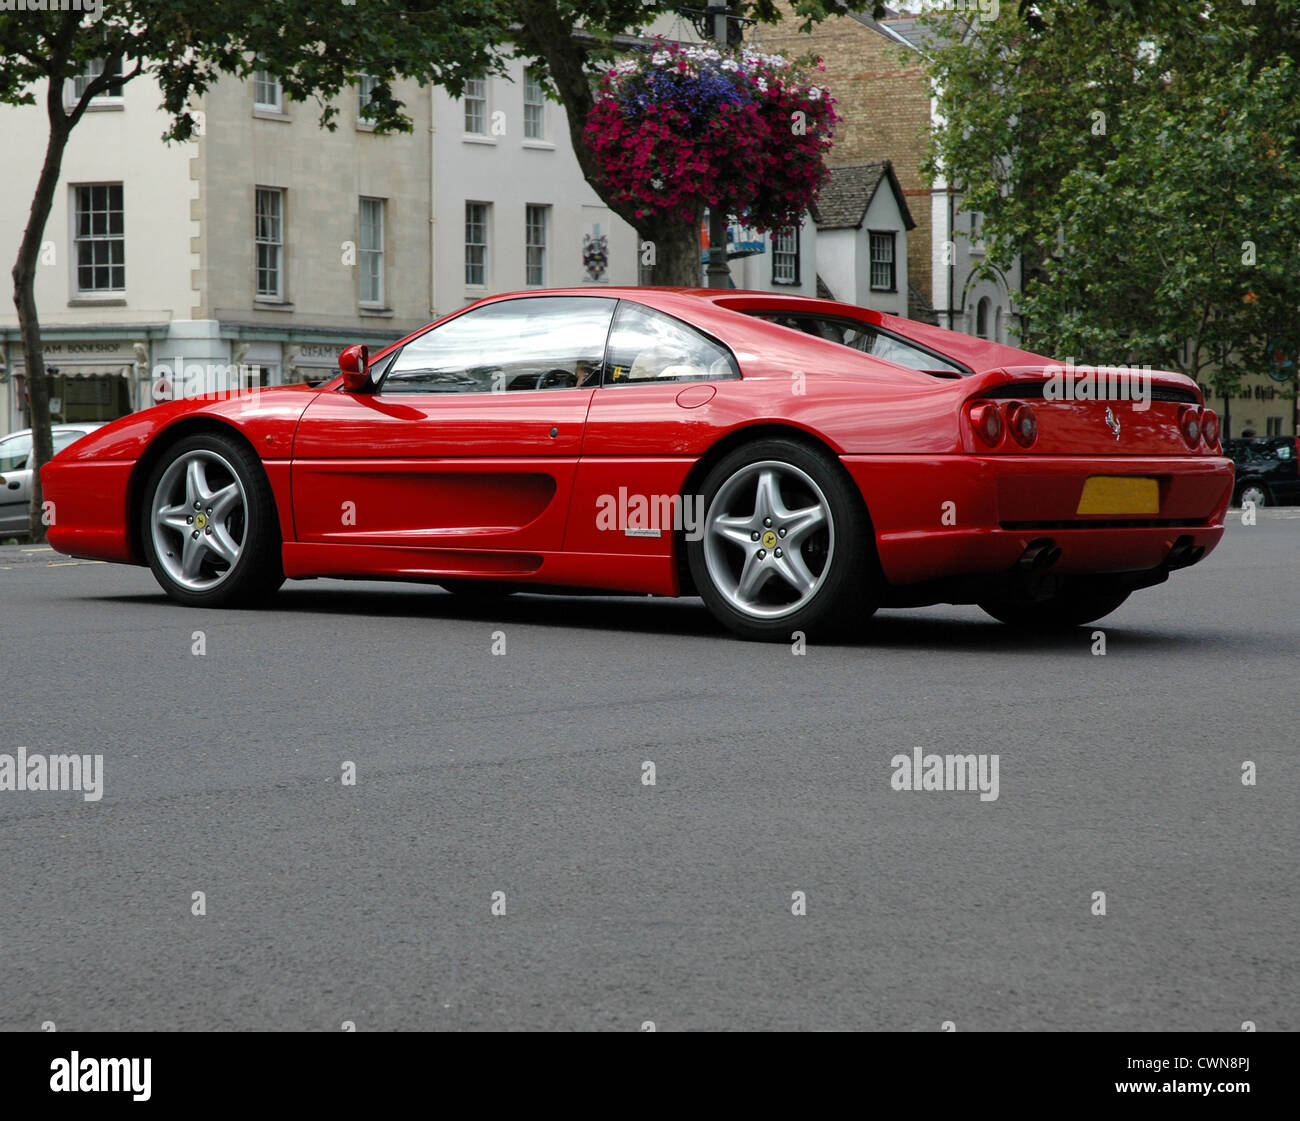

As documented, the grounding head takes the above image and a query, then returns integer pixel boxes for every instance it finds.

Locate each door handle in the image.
[5,481,18,490]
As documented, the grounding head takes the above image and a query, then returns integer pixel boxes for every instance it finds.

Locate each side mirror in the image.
[338,344,370,392]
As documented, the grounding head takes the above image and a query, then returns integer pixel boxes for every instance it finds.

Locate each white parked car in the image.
[0,424,104,537]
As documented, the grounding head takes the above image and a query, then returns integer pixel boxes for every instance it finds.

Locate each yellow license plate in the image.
[1076,476,1159,515]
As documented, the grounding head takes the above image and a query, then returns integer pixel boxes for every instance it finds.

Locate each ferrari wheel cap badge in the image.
[761,530,777,549]
[195,513,208,529]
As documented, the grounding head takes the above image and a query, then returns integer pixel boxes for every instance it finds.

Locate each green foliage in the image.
[0,1,511,138]
[924,1,1300,392]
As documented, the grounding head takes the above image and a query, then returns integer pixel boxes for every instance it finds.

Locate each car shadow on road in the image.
[92,583,1215,653]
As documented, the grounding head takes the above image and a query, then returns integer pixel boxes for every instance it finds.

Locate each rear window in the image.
[743,311,967,377]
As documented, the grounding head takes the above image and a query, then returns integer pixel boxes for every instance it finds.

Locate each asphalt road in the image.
[1,512,1296,1031]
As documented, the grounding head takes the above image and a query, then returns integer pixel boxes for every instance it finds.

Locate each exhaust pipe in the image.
[1018,539,1062,571]
[1165,535,1205,570]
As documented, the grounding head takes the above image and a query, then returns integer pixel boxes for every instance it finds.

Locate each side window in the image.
[604,302,738,385]
[0,434,33,472]
[866,331,963,374]
[748,312,964,375]
[382,296,616,394]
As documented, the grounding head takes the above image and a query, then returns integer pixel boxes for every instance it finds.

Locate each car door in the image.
[291,295,617,560]
[566,300,742,558]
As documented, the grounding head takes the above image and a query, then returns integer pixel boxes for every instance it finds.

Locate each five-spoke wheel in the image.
[141,433,283,606]
[687,438,875,640]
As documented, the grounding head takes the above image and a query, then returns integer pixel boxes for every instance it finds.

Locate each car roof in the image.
[377,287,1055,375]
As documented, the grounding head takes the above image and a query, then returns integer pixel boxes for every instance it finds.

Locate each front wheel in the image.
[978,582,1130,629]
[141,432,283,607]
[686,438,877,641]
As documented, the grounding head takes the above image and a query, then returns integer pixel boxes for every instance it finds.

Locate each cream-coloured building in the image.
[0,58,641,435]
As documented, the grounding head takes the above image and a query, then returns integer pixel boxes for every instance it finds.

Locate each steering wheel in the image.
[536,368,578,389]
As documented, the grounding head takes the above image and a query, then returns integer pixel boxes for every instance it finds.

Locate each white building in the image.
[726,162,915,316]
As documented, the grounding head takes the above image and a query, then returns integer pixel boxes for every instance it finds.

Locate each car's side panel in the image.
[563,457,696,558]
[582,378,963,458]
[290,388,594,555]
[280,542,678,595]
[292,457,578,552]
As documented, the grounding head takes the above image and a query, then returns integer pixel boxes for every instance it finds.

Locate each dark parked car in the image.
[1224,436,1300,507]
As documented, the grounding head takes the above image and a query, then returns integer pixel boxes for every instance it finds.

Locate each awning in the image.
[11,364,134,379]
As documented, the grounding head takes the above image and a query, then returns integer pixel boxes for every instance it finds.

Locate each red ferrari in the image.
[41,288,1233,640]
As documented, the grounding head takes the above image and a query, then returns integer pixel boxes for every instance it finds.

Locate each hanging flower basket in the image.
[585,38,837,232]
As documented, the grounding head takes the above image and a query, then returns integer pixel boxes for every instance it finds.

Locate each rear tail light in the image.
[1178,405,1202,448]
[970,402,1004,448]
[1201,409,1220,448]
[1007,402,1038,448]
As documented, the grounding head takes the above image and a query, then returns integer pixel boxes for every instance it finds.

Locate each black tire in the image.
[686,437,877,641]
[140,431,284,607]
[978,583,1130,629]
[1234,481,1270,509]
[438,580,519,598]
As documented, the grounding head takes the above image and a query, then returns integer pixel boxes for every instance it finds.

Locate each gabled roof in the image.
[812,160,916,232]
[847,5,977,55]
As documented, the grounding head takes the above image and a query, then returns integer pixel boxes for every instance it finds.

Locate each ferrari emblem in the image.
[195,513,208,528]
[761,530,777,549]
[1104,407,1121,441]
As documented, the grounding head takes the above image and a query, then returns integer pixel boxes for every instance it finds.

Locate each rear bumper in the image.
[842,454,1233,585]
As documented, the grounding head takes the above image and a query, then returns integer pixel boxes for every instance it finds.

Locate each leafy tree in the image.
[923,1,1300,412]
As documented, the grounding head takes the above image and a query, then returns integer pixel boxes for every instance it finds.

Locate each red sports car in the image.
[41,288,1233,640]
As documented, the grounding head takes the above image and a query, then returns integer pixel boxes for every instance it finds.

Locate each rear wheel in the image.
[978,582,1130,629]
[141,432,283,607]
[686,438,877,641]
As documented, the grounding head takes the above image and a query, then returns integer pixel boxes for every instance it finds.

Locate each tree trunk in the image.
[12,82,74,542]
[640,215,704,288]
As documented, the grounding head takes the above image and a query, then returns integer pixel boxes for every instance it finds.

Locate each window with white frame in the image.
[523,69,546,140]
[465,202,489,287]
[525,205,548,286]
[357,74,380,121]
[255,188,285,298]
[869,231,896,291]
[253,69,282,112]
[464,77,488,135]
[359,197,385,306]
[773,227,799,285]
[70,57,124,103]
[74,184,125,292]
